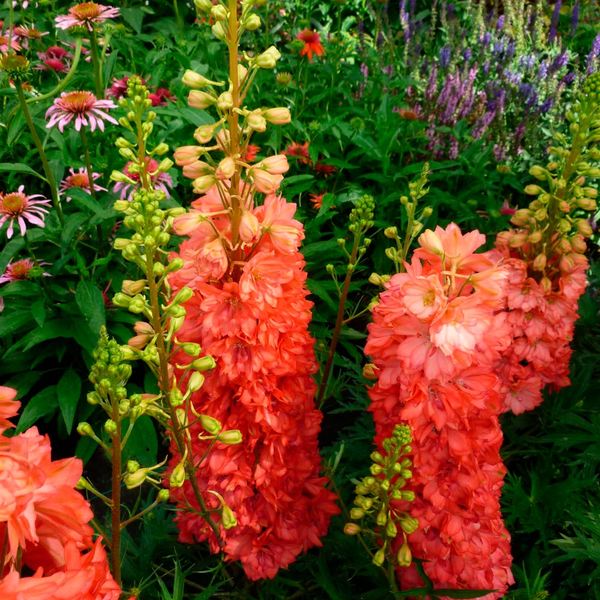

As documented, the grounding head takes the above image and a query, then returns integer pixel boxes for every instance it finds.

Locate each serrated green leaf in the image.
[16,385,58,433]
[75,280,106,338]
[57,368,81,434]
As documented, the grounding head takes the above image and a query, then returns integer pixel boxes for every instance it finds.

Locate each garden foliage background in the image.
[0,0,599,598]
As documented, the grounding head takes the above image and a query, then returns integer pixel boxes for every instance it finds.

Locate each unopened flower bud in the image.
[363,362,379,379]
[576,218,593,237]
[199,414,222,434]
[244,13,261,30]
[124,468,149,489]
[122,279,146,295]
[532,253,547,271]
[169,387,184,407]
[212,21,226,40]
[256,46,281,69]
[221,504,237,529]
[344,523,361,535]
[218,429,243,445]
[216,156,236,179]
[397,542,412,567]
[247,110,267,132]
[192,355,217,371]
[77,422,94,437]
[400,516,419,534]
[372,548,386,567]
[188,90,216,110]
[169,461,186,488]
[104,419,117,435]
[524,184,544,195]
[385,519,398,538]
[259,154,289,174]
[193,174,217,194]
[217,91,233,111]
[157,489,170,502]
[211,4,227,20]
[263,107,291,124]
[194,0,213,11]
[188,371,205,392]
[350,507,365,520]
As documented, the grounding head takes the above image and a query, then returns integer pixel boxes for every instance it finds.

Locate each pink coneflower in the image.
[55,2,120,32]
[113,158,173,200]
[13,25,47,48]
[37,45,72,72]
[0,186,51,239]
[0,258,47,284]
[0,34,21,53]
[46,90,117,132]
[60,167,106,197]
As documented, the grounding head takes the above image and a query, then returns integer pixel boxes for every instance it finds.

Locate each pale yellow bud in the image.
[122,279,146,295]
[169,461,186,488]
[247,110,267,132]
[188,90,216,110]
[263,107,291,125]
[217,91,233,111]
[199,414,222,434]
[193,175,217,194]
[218,429,243,445]
[255,46,281,69]
[216,156,236,180]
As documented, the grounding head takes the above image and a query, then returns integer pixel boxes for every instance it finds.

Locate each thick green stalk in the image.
[15,82,64,225]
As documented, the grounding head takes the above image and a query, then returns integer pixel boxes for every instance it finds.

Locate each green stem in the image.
[316,234,360,407]
[227,0,242,252]
[90,28,104,98]
[110,398,122,586]
[14,82,64,225]
[120,497,160,529]
[173,0,183,30]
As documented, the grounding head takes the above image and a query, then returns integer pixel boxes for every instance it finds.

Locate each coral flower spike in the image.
[55,2,120,32]
[297,29,325,62]
[46,90,117,132]
[0,186,51,239]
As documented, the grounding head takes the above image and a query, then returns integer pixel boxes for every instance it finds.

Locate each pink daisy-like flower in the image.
[0,258,48,284]
[45,90,117,132]
[106,75,130,99]
[0,186,51,239]
[37,46,72,73]
[60,167,106,198]
[55,2,120,32]
[0,34,21,53]
[113,158,173,200]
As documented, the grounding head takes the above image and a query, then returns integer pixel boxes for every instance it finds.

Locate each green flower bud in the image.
[191,356,217,371]
[104,419,118,435]
[372,548,386,567]
[77,422,94,437]
[199,414,222,434]
[157,489,170,502]
[218,429,243,445]
[344,523,361,535]
[221,504,237,529]
[169,461,186,488]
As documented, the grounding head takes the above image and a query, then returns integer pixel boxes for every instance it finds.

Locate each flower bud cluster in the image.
[344,424,417,570]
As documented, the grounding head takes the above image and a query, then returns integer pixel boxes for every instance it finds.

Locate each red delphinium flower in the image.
[494,232,588,414]
[112,157,173,200]
[0,186,51,239]
[167,186,338,580]
[283,141,311,165]
[243,144,260,163]
[365,223,514,597]
[149,87,176,106]
[0,386,122,597]
[296,29,325,61]
[55,2,120,32]
[60,167,106,197]
[45,90,117,132]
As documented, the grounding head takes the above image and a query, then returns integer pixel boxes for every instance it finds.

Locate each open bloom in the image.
[55,2,120,31]
[297,29,325,61]
[60,167,106,197]
[0,186,51,238]
[0,258,48,284]
[46,90,117,132]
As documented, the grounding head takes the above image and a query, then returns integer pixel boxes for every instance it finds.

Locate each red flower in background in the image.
[243,144,260,163]
[297,29,324,61]
[283,141,311,165]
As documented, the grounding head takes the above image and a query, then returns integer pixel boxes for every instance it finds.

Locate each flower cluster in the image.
[166,0,338,579]
[168,187,339,580]
[365,223,514,596]
[493,73,600,414]
[0,386,122,598]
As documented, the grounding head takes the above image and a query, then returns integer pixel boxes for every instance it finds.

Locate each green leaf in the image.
[16,385,58,433]
[61,213,89,247]
[57,368,81,433]
[121,7,145,34]
[75,280,106,337]
[0,162,46,182]
[122,416,158,466]
[0,237,25,272]
[30,298,46,328]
